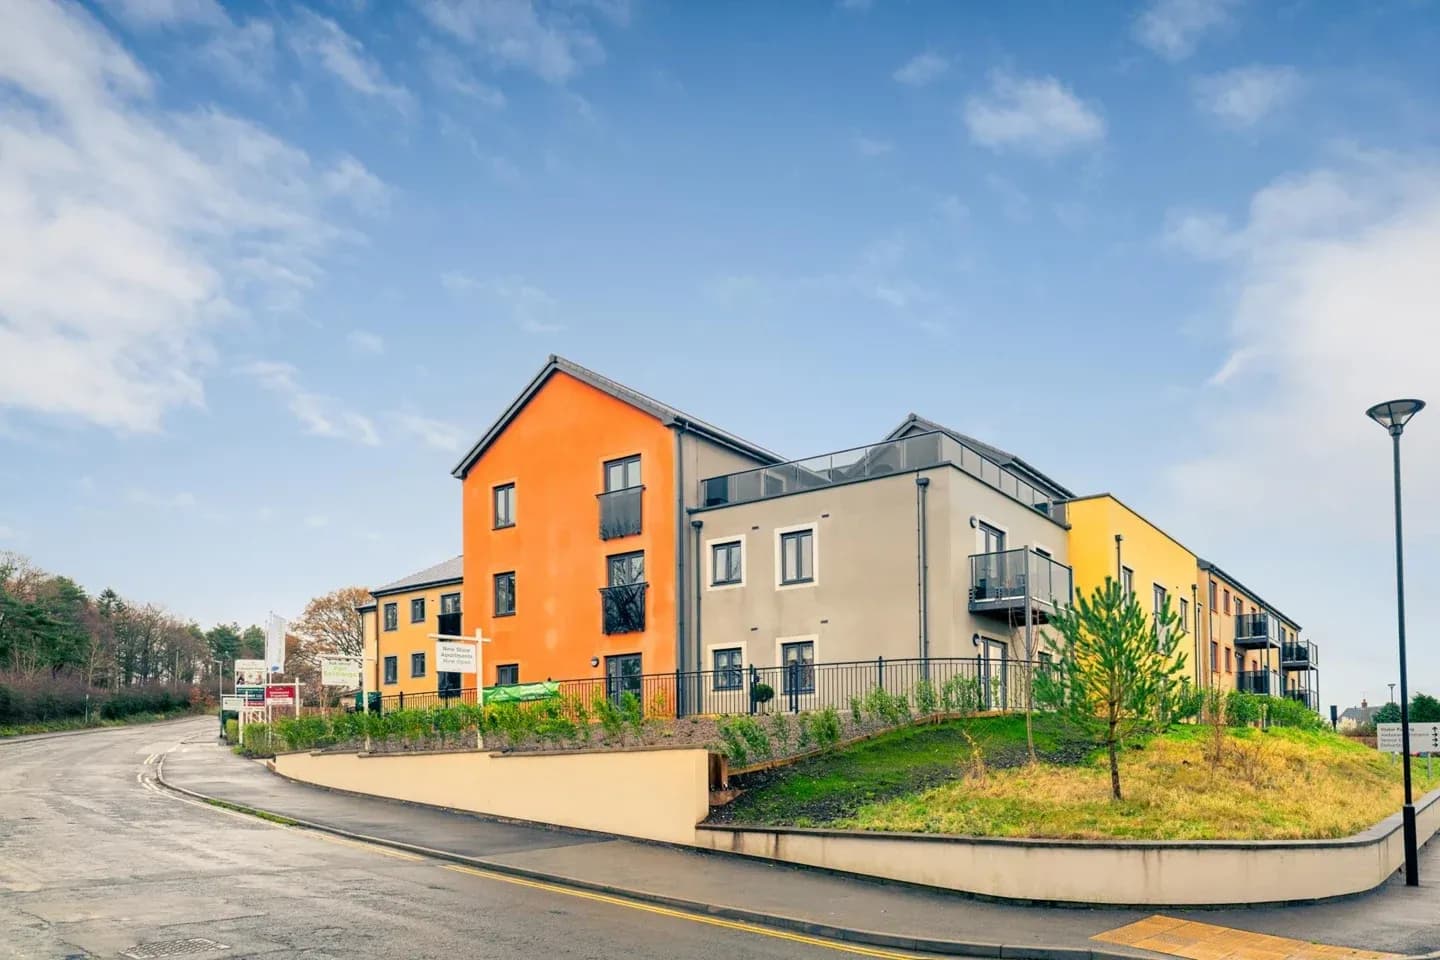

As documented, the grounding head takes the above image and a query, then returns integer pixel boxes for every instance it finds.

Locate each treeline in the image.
[0,551,269,724]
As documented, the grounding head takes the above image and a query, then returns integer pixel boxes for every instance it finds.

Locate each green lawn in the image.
[712,717,1440,840]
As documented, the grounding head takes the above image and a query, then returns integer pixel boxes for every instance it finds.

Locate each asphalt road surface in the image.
[0,718,932,960]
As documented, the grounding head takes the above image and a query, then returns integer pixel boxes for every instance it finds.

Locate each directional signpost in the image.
[221,695,245,712]
[430,627,489,748]
[1378,722,1440,754]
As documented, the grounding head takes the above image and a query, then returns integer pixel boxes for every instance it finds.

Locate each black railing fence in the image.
[371,656,1043,719]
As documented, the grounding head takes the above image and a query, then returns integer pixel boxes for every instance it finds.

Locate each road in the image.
[0,717,931,960]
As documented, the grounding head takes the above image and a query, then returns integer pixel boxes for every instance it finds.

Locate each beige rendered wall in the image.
[694,469,931,667]
[274,747,711,846]
[695,784,1440,905]
[681,432,774,509]
[694,464,1071,670]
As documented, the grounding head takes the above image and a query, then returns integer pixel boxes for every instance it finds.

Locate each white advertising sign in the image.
[235,659,266,687]
[320,656,361,687]
[265,613,287,675]
[221,695,245,712]
[435,641,477,673]
[1377,722,1440,754]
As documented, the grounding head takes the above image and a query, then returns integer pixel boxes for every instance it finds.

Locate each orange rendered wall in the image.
[460,371,677,685]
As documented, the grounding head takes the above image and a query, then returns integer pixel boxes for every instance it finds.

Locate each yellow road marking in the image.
[1093,915,1400,960]
[440,863,923,959]
[305,831,425,862]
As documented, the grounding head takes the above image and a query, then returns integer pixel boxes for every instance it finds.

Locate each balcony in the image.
[1237,669,1279,696]
[1282,640,1318,670]
[437,611,462,638]
[598,486,643,540]
[1234,612,1278,649]
[1285,687,1320,712]
[969,548,1073,624]
[700,431,1060,516]
[600,582,647,634]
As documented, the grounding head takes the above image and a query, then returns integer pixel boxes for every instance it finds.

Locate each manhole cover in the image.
[120,938,229,959]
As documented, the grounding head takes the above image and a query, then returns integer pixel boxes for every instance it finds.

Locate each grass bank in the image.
[0,707,202,738]
[714,716,1440,840]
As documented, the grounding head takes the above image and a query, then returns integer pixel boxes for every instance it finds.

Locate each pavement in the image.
[2,716,974,960]
[149,717,1440,958]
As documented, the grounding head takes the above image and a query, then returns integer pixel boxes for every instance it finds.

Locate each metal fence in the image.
[370,656,1041,719]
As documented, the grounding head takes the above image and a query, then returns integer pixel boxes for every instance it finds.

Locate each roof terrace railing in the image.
[700,430,1060,516]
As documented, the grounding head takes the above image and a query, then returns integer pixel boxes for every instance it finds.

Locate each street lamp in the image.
[1389,682,1397,705]
[1366,396,1425,887]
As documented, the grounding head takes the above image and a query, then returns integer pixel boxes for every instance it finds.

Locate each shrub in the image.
[807,707,841,750]
[769,711,792,755]
[913,679,939,717]
[594,693,624,744]
[620,692,646,742]
[1171,682,1205,724]
[941,674,981,714]
[566,694,593,744]
[239,722,274,757]
[864,687,909,727]
[849,695,864,726]
[796,713,812,750]
[750,683,775,711]
[716,717,749,766]
[223,718,239,744]
[1263,696,1325,731]
[1226,691,1263,728]
[735,716,772,763]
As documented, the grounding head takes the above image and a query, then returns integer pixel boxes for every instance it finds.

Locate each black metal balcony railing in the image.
[437,611,462,637]
[1285,687,1320,711]
[600,582,647,634]
[1237,669,1278,695]
[699,430,1061,517]
[598,486,643,540]
[969,548,1073,621]
[1234,612,1278,646]
[1281,640,1317,668]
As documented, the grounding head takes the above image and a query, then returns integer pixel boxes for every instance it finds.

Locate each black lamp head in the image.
[1366,398,1425,436]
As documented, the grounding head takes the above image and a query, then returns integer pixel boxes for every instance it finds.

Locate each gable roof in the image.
[372,555,463,597]
[1197,558,1303,631]
[885,413,1074,500]
[451,355,784,479]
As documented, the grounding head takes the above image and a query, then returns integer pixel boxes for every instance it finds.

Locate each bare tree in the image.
[291,587,369,660]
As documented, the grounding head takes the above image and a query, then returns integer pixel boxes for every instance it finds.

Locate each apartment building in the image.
[1198,560,1317,709]
[692,415,1075,706]
[450,356,778,706]
[358,556,465,697]
[1062,495,1202,684]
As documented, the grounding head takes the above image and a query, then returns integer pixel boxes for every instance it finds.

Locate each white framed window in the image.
[706,536,745,590]
[774,523,818,589]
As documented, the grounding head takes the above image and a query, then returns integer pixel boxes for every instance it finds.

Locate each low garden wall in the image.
[272,745,711,845]
[695,784,1440,906]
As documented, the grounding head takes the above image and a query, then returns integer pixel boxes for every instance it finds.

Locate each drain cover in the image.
[120,938,229,958]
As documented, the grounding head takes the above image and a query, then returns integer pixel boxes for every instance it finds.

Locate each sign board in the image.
[235,659,266,687]
[320,656,361,687]
[221,695,245,712]
[436,640,477,673]
[1377,723,1440,754]
[265,613,287,675]
[264,683,296,707]
[236,684,265,704]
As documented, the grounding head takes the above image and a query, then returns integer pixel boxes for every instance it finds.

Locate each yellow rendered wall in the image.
[372,580,467,696]
[1065,496,1199,682]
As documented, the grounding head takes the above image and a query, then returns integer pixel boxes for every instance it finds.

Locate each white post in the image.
[429,626,490,750]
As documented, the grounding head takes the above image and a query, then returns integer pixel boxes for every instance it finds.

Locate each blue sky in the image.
[2,0,1438,710]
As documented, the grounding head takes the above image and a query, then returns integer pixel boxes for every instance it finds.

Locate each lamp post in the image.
[1388,682,1397,705]
[1366,397,1425,887]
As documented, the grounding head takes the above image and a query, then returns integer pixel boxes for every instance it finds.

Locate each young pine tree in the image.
[1035,578,1188,800]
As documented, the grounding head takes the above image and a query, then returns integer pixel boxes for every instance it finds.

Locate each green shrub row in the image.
[0,676,194,725]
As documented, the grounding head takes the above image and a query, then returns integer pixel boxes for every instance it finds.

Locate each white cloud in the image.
[1134,0,1238,61]
[1164,153,1440,706]
[393,412,466,452]
[240,360,380,445]
[963,72,1105,155]
[419,0,606,84]
[100,0,276,90]
[855,136,893,157]
[288,9,412,113]
[346,330,384,354]
[1194,65,1302,127]
[424,44,507,107]
[323,155,389,213]
[893,52,949,87]
[304,514,330,529]
[0,0,377,433]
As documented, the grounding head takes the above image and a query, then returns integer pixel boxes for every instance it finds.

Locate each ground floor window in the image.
[605,653,642,704]
[780,640,814,695]
[495,663,519,686]
[712,647,743,691]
